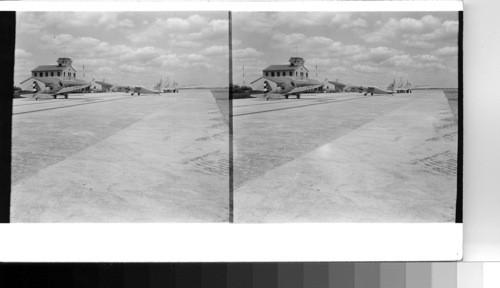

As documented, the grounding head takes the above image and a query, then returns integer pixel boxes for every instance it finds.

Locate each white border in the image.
[0,224,462,261]
[0,1,463,12]
[1,1,463,262]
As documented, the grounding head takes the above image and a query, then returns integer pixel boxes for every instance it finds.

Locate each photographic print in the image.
[232,12,461,223]
[11,12,230,222]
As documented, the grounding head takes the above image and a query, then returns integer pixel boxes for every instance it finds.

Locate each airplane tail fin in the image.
[154,78,163,93]
[32,81,41,93]
[263,81,273,93]
[388,78,396,92]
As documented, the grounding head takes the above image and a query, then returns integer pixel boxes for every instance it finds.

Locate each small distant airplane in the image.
[32,80,90,100]
[111,78,163,96]
[259,79,327,100]
[162,77,179,93]
[395,77,412,93]
[345,79,396,96]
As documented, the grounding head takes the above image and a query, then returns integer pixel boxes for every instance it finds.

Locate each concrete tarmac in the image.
[11,90,229,222]
[233,90,457,222]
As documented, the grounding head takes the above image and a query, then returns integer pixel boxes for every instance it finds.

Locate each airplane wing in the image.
[110,85,132,92]
[135,86,159,94]
[56,84,91,95]
[286,83,324,95]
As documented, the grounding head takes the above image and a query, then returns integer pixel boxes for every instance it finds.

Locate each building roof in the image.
[32,65,73,72]
[263,65,302,72]
[20,77,63,85]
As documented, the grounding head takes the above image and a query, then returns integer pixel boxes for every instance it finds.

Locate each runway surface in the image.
[11,91,229,222]
[233,90,458,222]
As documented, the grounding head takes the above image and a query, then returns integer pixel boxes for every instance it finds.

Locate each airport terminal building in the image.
[250,57,312,91]
[31,57,77,79]
[250,57,342,92]
[18,57,98,92]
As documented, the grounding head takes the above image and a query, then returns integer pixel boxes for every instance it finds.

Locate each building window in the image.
[306,73,308,78]
[57,72,61,77]
[271,72,274,77]
[265,72,268,76]
[64,72,66,77]
[289,71,292,76]
[300,72,304,77]
[51,72,54,77]
[74,73,76,78]
[45,72,48,77]
[296,72,298,76]
[277,72,280,77]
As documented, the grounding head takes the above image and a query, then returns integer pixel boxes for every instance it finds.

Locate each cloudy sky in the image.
[15,12,229,87]
[232,12,459,88]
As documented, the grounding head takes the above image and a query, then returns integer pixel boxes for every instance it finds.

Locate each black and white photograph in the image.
[11,12,230,222]
[232,12,460,222]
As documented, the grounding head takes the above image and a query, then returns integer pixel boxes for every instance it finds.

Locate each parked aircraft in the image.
[162,77,179,93]
[32,80,90,100]
[111,79,163,95]
[345,79,396,96]
[395,78,412,93]
[259,79,327,100]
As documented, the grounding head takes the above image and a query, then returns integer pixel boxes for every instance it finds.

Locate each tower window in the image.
[51,72,54,77]
[271,72,274,77]
[289,71,292,76]
[45,72,48,77]
[57,72,61,77]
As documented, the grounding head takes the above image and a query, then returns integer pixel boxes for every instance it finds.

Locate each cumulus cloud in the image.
[401,40,435,49]
[118,64,147,73]
[434,46,458,56]
[233,48,264,59]
[362,15,454,44]
[15,49,32,58]
[232,12,459,88]
[15,12,230,87]
[353,47,399,63]
[385,54,415,67]
[353,64,380,73]
[202,45,229,55]
[128,14,217,43]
